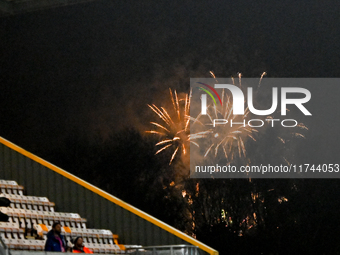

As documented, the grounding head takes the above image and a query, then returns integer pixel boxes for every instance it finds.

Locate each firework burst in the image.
[190,72,308,165]
[190,72,263,163]
[148,72,307,167]
[147,89,191,165]
[191,92,258,162]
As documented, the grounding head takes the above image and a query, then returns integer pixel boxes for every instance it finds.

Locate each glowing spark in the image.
[146,130,166,136]
[147,89,191,164]
[209,71,216,78]
[259,72,267,87]
[194,92,257,161]
[278,137,285,144]
[238,72,242,88]
[156,144,172,154]
[150,122,170,133]
[169,147,179,165]
[156,139,173,146]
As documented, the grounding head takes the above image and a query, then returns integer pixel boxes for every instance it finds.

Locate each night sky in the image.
[1,1,340,253]
[1,0,340,155]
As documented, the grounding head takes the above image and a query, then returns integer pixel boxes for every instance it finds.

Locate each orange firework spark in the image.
[147,89,191,165]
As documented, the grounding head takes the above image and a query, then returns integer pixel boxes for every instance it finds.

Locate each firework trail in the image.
[146,89,192,165]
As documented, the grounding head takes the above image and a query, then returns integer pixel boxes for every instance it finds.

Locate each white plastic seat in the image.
[18,239,30,250]
[34,240,45,251]
[86,243,105,253]
[70,228,117,246]
[21,239,45,251]
[103,243,122,253]
[0,182,24,195]
[0,193,55,212]
[86,244,99,253]
[0,180,125,253]
[0,180,18,185]
[0,221,19,231]
[0,222,23,241]
[0,207,86,229]
[86,243,121,254]
[4,238,21,250]
[34,223,49,237]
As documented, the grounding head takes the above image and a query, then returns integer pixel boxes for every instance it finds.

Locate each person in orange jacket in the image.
[72,237,93,254]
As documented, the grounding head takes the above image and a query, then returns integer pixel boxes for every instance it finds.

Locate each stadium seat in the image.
[0,181,18,186]
[0,180,131,253]
[0,208,87,229]
[0,222,20,231]
[23,239,45,251]
[69,228,116,245]
[3,238,21,250]
[0,193,55,212]
[0,182,24,196]
[34,223,49,238]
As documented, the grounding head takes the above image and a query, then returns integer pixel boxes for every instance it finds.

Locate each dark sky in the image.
[0,0,340,162]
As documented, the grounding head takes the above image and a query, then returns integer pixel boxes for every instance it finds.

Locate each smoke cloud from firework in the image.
[70,31,266,146]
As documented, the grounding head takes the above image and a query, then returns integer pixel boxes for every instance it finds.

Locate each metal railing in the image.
[0,234,9,255]
[0,246,200,255]
[125,245,199,255]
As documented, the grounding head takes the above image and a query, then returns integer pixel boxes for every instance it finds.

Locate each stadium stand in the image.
[0,137,218,255]
[0,180,124,253]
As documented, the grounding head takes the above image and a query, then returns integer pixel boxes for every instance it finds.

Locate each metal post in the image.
[0,234,9,255]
